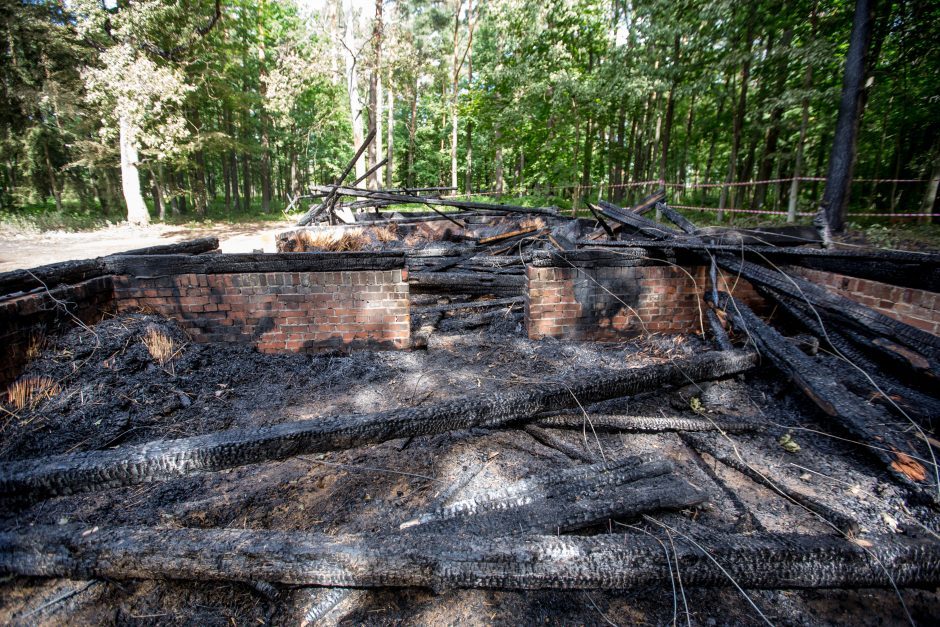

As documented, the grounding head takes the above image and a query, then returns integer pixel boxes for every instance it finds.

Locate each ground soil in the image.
[1,311,938,626]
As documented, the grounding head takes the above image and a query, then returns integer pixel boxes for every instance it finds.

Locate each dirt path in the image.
[0,221,292,272]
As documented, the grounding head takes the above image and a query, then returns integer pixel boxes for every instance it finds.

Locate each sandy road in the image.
[0,221,292,272]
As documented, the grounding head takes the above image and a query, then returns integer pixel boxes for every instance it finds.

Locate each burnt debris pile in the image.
[1,171,940,623]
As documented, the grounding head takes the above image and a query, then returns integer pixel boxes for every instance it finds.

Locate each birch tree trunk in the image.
[386,73,394,187]
[119,113,149,226]
[367,0,383,190]
[343,0,366,182]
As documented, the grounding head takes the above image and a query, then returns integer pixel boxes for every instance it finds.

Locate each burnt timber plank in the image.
[0,350,757,503]
[104,252,407,277]
[2,525,938,590]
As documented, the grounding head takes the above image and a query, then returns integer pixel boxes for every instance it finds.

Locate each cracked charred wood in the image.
[309,185,561,217]
[706,308,734,351]
[402,456,687,531]
[478,227,541,246]
[630,189,667,215]
[522,424,598,463]
[408,272,525,296]
[413,297,524,316]
[104,252,406,277]
[406,472,703,536]
[767,287,940,415]
[715,255,940,364]
[680,432,860,536]
[0,238,220,297]
[533,414,761,434]
[442,307,522,331]
[3,525,939,590]
[0,350,758,503]
[594,200,680,240]
[655,202,699,235]
[580,238,940,292]
[715,293,932,496]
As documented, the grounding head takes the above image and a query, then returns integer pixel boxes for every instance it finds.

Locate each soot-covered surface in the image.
[0,313,938,626]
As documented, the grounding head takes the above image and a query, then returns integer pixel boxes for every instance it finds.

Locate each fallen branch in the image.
[534,414,760,434]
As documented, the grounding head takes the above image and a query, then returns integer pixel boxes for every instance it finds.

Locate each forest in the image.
[1,0,938,231]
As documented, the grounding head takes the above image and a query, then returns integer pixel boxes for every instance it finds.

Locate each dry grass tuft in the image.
[142,328,177,368]
[295,229,367,252]
[25,333,46,361]
[5,376,60,410]
[371,224,399,243]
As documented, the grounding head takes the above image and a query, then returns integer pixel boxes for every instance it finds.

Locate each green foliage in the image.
[0,0,937,235]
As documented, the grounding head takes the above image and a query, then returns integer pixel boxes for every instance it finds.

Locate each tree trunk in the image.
[408,83,417,188]
[344,0,366,182]
[659,35,680,185]
[494,122,503,195]
[788,64,815,222]
[118,114,149,226]
[920,142,940,223]
[386,73,394,187]
[718,10,756,222]
[819,0,875,233]
[367,0,383,190]
[753,28,794,210]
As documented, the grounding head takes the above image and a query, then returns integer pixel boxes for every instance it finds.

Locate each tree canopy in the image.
[1,0,938,226]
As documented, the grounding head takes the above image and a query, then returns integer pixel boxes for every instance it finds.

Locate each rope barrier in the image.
[444,176,927,199]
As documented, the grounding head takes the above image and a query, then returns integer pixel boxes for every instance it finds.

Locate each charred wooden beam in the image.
[715,293,933,496]
[533,414,760,434]
[297,129,376,226]
[716,256,940,365]
[594,200,681,240]
[578,238,940,293]
[309,185,561,217]
[655,202,699,235]
[402,456,702,534]
[408,272,525,296]
[522,425,599,463]
[104,252,406,277]
[706,308,734,351]
[3,525,938,590]
[0,350,757,503]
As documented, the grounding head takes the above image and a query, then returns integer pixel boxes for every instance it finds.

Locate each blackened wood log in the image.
[595,200,680,240]
[104,252,406,277]
[115,237,220,257]
[630,189,667,215]
[680,432,859,536]
[534,414,760,434]
[478,226,540,245]
[309,185,561,217]
[581,238,940,293]
[416,472,703,535]
[0,238,220,297]
[0,350,757,503]
[706,308,734,351]
[715,255,940,363]
[715,293,932,495]
[408,272,525,296]
[767,286,940,406]
[3,525,938,590]
[655,202,699,235]
[413,297,524,316]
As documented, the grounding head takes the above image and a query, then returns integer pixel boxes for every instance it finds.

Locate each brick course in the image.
[114,270,410,352]
[787,266,940,336]
[526,263,763,341]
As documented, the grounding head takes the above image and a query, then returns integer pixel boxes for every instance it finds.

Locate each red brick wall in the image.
[788,267,940,336]
[114,270,410,352]
[0,276,114,386]
[526,263,763,340]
